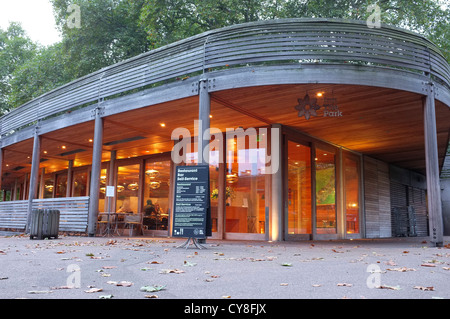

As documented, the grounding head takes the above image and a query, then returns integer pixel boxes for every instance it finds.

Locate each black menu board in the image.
[172,165,211,239]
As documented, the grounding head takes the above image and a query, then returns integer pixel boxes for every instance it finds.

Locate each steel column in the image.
[197,79,210,165]
[26,130,41,232]
[423,83,444,247]
[87,107,104,236]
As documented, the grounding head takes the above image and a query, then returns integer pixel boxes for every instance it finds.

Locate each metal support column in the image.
[198,79,210,165]
[88,107,104,236]
[26,129,41,232]
[270,123,283,241]
[423,82,444,247]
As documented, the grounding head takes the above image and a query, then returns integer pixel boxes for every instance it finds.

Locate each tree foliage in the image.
[0,0,448,114]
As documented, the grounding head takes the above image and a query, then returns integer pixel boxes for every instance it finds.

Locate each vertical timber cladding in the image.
[389,165,428,237]
[363,157,391,238]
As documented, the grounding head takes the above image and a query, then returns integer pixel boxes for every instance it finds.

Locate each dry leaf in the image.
[377,285,401,290]
[332,249,344,253]
[280,283,289,286]
[337,283,353,287]
[147,261,163,264]
[222,295,231,299]
[159,269,185,274]
[85,287,103,293]
[28,290,53,294]
[312,284,322,287]
[145,295,159,298]
[413,286,434,291]
[421,263,436,267]
[102,266,117,269]
[387,267,416,272]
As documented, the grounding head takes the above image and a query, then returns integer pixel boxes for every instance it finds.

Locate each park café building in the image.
[0,19,449,246]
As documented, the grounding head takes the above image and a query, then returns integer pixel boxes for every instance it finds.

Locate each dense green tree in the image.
[51,0,150,78]
[8,43,71,108]
[139,0,449,60]
[2,0,448,113]
[0,23,37,114]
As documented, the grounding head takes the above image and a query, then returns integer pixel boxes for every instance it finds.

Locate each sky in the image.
[0,0,61,46]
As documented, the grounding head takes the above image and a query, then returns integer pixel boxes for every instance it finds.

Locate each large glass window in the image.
[43,174,54,198]
[99,168,107,212]
[287,142,312,235]
[225,132,266,234]
[143,160,171,231]
[344,156,360,234]
[72,170,88,197]
[315,148,336,234]
[55,174,67,198]
[116,164,140,214]
[186,140,220,233]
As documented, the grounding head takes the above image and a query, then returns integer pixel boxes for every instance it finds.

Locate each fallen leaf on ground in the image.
[183,261,197,267]
[312,284,322,287]
[85,287,103,293]
[28,290,53,294]
[413,286,434,291]
[140,285,165,292]
[147,261,163,264]
[337,283,353,287]
[377,285,401,290]
[107,281,133,287]
[102,266,117,269]
[332,249,344,253]
[421,263,436,267]
[144,295,159,298]
[222,295,231,299]
[99,294,114,299]
[281,263,292,267]
[387,267,416,272]
[160,269,185,274]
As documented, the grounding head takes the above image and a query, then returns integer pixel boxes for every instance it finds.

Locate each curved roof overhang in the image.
[0,19,449,186]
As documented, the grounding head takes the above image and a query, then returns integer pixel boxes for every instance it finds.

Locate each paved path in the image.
[0,235,449,300]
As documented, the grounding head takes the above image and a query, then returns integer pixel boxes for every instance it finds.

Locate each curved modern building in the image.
[0,19,449,245]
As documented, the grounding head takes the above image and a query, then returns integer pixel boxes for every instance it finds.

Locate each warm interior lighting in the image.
[317,92,324,97]
[209,114,213,118]
[89,139,93,142]
[62,145,66,149]
[160,123,166,127]
[43,151,48,154]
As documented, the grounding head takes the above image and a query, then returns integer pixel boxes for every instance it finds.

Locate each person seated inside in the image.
[117,198,133,214]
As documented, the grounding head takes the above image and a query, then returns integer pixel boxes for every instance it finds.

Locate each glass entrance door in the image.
[314,146,337,238]
[343,153,361,238]
[286,141,312,239]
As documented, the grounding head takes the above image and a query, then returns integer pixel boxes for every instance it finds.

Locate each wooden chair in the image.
[123,213,144,236]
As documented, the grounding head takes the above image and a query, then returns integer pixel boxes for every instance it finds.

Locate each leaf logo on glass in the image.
[295,95,342,120]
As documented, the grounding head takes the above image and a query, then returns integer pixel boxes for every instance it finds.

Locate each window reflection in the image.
[116,164,140,214]
[315,149,336,234]
[143,160,170,231]
[345,157,360,234]
[287,142,312,234]
[225,133,266,234]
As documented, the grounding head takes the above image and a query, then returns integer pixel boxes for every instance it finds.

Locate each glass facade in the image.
[143,159,170,231]
[344,156,360,234]
[116,164,140,214]
[225,132,266,234]
[315,149,337,234]
[287,142,312,235]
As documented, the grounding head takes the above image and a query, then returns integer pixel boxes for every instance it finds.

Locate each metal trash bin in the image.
[29,209,60,240]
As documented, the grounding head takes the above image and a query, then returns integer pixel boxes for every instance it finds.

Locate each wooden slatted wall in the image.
[364,156,392,238]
